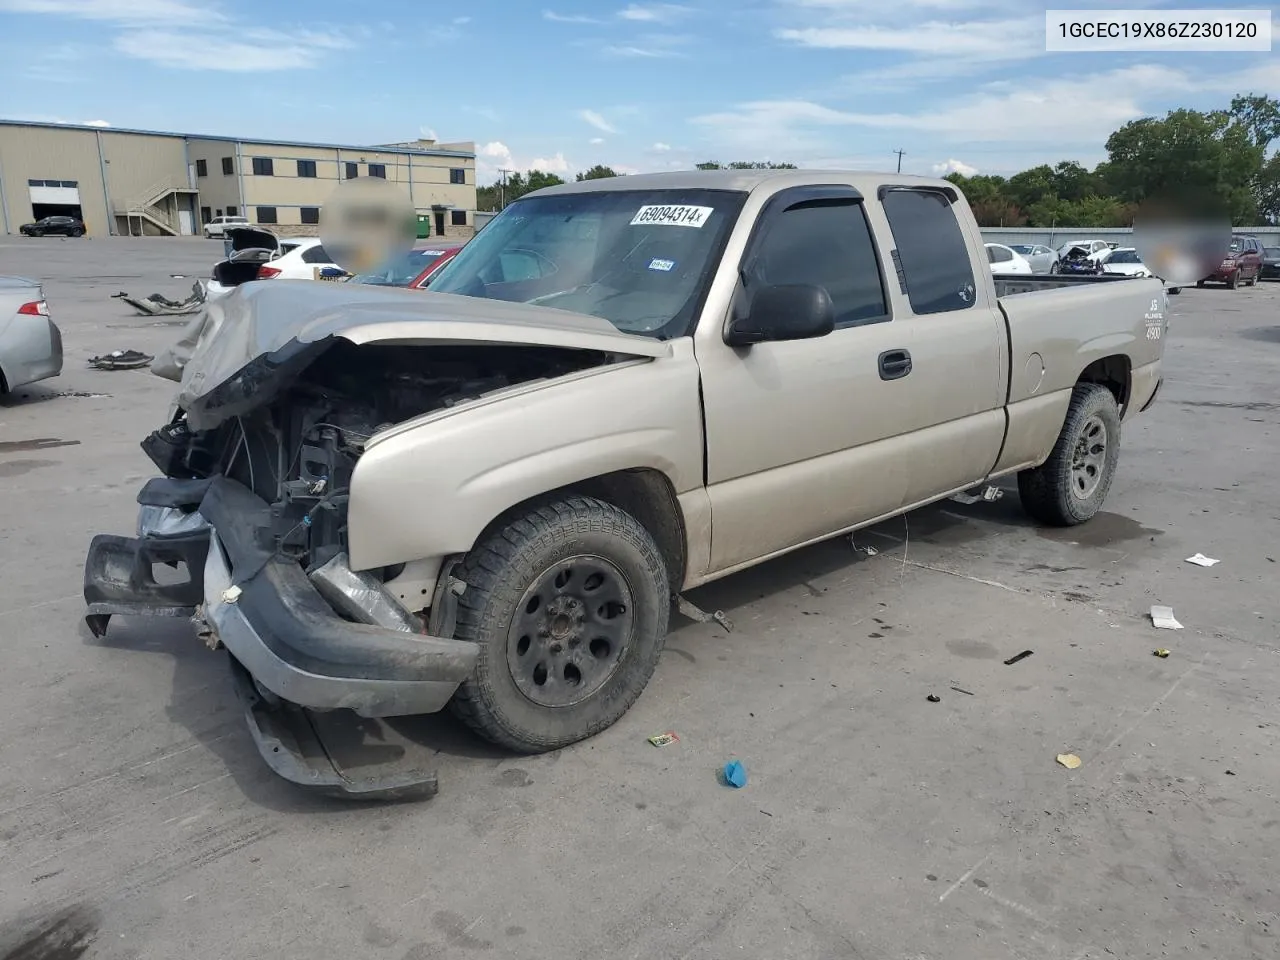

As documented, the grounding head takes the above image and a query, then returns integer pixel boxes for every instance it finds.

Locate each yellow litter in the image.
[1056,753,1082,770]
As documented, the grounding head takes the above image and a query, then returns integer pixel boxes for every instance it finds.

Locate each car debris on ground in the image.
[723,760,748,788]
[1003,649,1034,665]
[1056,753,1083,769]
[111,281,207,316]
[648,732,679,747]
[1150,605,1184,630]
[1185,553,1220,567]
[87,350,153,371]
[1154,648,1171,658]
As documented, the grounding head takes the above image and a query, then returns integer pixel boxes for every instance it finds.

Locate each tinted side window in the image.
[748,200,887,328]
[302,244,330,263]
[988,246,1012,263]
[880,188,975,314]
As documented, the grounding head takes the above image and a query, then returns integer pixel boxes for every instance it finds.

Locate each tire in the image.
[1195,279,1205,288]
[1246,272,1258,287]
[1168,287,1181,295]
[1017,383,1121,527]
[1227,271,1239,289]
[70,228,84,237]
[450,496,670,753]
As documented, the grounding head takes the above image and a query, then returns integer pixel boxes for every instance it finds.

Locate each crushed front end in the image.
[80,339,593,801]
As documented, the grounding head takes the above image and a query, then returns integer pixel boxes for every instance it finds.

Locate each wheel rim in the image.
[506,555,635,707]
[1071,415,1107,500]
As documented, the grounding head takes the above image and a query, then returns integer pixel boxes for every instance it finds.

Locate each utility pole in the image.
[893,149,906,173]
[498,168,512,210]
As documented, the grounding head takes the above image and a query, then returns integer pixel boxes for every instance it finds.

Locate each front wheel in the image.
[1017,383,1121,526]
[1227,271,1240,289]
[450,496,670,753]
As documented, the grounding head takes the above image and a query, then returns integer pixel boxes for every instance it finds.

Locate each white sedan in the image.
[985,242,1033,275]
[207,233,346,299]
[1094,246,1151,277]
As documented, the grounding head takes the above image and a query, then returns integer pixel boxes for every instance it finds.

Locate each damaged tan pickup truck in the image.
[84,170,1167,798]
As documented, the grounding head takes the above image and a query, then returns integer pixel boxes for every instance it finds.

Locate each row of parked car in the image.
[986,235,1280,291]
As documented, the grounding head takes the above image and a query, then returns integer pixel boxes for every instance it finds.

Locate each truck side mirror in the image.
[724,283,835,347]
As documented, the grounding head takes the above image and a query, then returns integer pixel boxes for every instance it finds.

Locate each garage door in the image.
[29,179,81,206]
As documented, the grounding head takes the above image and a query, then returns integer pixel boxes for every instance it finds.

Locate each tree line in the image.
[475,95,1279,226]
[476,161,796,211]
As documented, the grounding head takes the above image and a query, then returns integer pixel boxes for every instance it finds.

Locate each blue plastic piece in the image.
[723,760,747,788]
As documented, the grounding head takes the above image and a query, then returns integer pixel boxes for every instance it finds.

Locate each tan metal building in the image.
[0,120,476,240]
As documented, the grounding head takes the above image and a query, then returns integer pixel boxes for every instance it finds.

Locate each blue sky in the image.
[1,0,1276,183]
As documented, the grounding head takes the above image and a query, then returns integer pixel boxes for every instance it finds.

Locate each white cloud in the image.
[933,158,978,176]
[114,28,353,70]
[419,126,438,140]
[651,142,672,151]
[531,153,572,174]
[83,119,111,127]
[477,141,575,182]
[602,42,684,58]
[590,137,606,144]
[618,3,693,23]
[777,19,1040,61]
[579,109,617,133]
[543,9,603,23]
[452,16,471,25]
[0,0,217,23]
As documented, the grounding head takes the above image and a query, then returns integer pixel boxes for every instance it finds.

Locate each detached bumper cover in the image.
[83,475,479,800]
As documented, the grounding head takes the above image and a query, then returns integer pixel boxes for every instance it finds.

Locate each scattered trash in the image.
[1153,648,1171,658]
[111,281,207,316]
[1003,650,1034,666]
[951,485,1003,505]
[759,809,773,817]
[1150,606,1184,630]
[221,585,242,604]
[675,596,733,632]
[926,694,941,703]
[849,536,879,555]
[1184,553,1220,567]
[1056,753,1082,770]
[950,686,975,696]
[647,732,679,748]
[1226,770,1236,776]
[722,760,747,788]
[88,349,153,370]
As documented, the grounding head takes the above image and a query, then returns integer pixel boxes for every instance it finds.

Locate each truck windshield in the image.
[428,188,747,339]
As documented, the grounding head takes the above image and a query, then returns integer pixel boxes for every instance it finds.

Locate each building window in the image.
[368,163,386,179]
[450,209,467,226]
[450,168,466,185]
[301,207,320,225]
[256,206,278,224]
[345,162,358,179]
[252,157,274,176]
[222,156,235,175]
[200,206,212,223]
[195,159,208,177]
[227,205,238,216]
[297,159,317,178]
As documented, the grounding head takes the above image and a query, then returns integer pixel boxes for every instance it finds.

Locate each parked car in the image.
[350,244,464,289]
[206,230,344,299]
[84,170,1167,797]
[1198,234,1263,289]
[1256,245,1280,281]
[1054,239,1111,261]
[1057,244,1104,275]
[1095,247,1151,277]
[1008,243,1057,274]
[19,215,85,237]
[203,215,250,239]
[0,277,63,393]
[985,243,1033,275]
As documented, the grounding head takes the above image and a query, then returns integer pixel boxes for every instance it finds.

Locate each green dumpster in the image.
[416,214,431,239]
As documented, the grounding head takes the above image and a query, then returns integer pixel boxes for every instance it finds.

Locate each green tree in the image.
[1229,94,1280,148]
[696,161,797,169]
[477,169,567,210]
[576,165,620,181]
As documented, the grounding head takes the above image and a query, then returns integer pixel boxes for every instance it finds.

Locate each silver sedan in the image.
[1009,243,1058,274]
[0,276,63,394]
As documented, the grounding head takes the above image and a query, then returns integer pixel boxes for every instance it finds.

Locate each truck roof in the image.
[530,169,956,198]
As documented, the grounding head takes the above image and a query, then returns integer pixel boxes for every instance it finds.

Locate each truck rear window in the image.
[881,188,976,315]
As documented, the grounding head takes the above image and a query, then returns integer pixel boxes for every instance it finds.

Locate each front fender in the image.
[346,340,705,572]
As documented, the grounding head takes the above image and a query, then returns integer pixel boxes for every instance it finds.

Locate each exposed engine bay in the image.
[140,339,615,589]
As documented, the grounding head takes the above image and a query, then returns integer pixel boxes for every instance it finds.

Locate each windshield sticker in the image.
[648,258,676,272]
[630,205,713,228]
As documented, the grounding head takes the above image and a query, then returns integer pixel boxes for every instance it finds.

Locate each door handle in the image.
[878,349,912,380]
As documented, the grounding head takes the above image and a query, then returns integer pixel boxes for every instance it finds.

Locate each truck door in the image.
[696,186,919,574]
[873,185,1007,506]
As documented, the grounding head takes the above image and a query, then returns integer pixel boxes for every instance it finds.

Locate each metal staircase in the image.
[116,176,197,236]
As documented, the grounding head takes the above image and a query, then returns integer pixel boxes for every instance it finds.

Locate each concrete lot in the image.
[1,236,1277,960]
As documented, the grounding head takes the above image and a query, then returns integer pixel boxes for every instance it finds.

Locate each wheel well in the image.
[484,469,687,592]
[1077,355,1130,411]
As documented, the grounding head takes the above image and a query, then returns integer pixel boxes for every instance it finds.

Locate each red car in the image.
[350,244,463,290]
[1199,234,1263,289]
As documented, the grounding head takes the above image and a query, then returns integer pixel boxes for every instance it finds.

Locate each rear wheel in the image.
[450,496,670,753]
[70,227,84,237]
[1018,383,1121,527]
